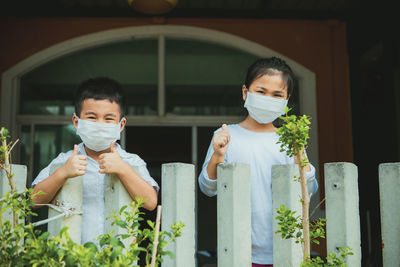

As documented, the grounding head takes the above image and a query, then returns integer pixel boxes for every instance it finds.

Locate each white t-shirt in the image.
[198,124,318,264]
[32,142,159,244]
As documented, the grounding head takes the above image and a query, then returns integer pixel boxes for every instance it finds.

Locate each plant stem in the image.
[296,149,310,262]
[1,134,17,227]
[150,205,162,267]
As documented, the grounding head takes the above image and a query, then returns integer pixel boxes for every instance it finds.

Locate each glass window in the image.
[31,125,81,179]
[165,38,300,116]
[20,39,158,116]
[165,38,258,116]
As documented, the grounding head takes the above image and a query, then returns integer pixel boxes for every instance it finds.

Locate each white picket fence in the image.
[1,162,399,267]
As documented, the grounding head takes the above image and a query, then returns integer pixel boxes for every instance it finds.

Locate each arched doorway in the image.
[0,25,319,259]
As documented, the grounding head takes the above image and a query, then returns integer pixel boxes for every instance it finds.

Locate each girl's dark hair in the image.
[244,57,295,98]
[74,77,125,117]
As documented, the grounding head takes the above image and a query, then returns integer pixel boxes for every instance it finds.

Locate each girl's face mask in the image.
[76,118,122,152]
[244,92,288,124]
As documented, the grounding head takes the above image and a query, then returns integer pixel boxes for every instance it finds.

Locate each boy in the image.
[32,77,159,244]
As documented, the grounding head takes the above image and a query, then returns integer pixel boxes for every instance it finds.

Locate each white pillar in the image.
[271,164,303,267]
[217,163,251,267]
[47,163,83,244]
[379,163,400,267]
[104,166,136,248]
[161,163,196,267]
[0,164,27,224]
[325,162,361,267]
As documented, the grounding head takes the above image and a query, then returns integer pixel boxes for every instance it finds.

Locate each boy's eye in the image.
[256,90,264,94]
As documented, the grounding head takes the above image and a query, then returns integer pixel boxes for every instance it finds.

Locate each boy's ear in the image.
[119,117,127,132]
[242,85,248,101]
[72,114,79,130]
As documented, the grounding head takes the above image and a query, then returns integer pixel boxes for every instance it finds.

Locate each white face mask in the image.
[244,92,288,124]
[76,118,122,152]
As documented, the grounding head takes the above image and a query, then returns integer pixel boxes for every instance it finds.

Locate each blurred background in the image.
[1,1,399,266]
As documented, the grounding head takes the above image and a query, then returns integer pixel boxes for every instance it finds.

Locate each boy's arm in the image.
[33,145,87,206]
[33,167,69,206]
[99,142,157,211]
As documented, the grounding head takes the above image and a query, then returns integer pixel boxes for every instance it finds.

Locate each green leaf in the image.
[84,242,99,252]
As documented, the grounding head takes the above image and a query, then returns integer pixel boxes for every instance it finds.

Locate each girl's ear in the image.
[72,114,79,130]
[242,85,248,101]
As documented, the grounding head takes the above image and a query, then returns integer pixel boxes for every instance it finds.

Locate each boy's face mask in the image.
[76,118,122,152]
[244,92,288,124]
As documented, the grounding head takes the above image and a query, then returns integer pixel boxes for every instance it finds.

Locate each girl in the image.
[198,57,318,267]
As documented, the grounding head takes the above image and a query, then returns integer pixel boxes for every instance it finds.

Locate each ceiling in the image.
[1,0,366,19]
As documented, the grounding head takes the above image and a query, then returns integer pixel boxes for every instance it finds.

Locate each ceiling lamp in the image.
[128,0,179,15]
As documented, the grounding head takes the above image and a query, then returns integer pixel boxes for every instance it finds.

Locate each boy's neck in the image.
[83,145,111,162]
[239,115,277,132]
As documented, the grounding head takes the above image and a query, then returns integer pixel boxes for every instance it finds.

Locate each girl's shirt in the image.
[198,124,318,264]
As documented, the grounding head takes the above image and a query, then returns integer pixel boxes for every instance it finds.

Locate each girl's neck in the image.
[239,115,277,133]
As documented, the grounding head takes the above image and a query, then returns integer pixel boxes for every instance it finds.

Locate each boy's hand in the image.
[212,124,230,158]
[62,144,87,178]
[99,142,125,174]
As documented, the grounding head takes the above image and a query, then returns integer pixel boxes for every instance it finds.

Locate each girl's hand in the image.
[62,144,87,178]
[212,124,230,158]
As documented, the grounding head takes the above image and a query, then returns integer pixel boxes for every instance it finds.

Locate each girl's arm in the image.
[206,124,230,179]
[294,149,318,195]
[198,124,230,197]
[294,154,311,172]
[206,153,225,180]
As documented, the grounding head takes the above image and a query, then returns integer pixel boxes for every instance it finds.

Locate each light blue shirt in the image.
[198,124,318,264]
[32,143,159,244]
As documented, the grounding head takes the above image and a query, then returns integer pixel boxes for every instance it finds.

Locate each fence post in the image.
[271,164,303,267]
[104,165,137,248]
[0,164,27,224]
[379,163,400,267]
[325,162,361,267]
[217,163,251,267]
[47,163,83,244]
[161,163,196,267]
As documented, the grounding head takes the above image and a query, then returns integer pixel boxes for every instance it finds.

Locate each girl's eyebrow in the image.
[255,86,285,94]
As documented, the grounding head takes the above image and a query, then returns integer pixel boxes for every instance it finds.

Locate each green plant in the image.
[0,127,19,227]
[0,127,184,267]
[276,107,312,261]
[300,247,354,267]
[275,108,352,266]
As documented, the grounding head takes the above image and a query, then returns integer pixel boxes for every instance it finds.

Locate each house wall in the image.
[0,17,353,168]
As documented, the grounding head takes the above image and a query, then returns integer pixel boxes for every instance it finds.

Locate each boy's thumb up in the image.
[110,141,117,153]
[222,124,229,132]
[72,144,78,155]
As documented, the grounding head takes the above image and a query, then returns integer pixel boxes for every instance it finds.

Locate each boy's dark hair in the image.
[74,77,125,117]
[244,57,296,98]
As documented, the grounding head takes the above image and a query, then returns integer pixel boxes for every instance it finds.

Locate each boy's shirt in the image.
[32,143,159,244]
